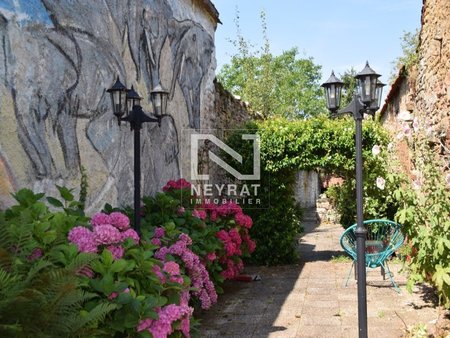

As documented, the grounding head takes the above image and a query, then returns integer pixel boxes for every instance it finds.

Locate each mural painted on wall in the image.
[0,0,215,209]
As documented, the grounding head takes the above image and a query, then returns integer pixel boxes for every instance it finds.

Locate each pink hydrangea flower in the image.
[137,318,154,332]
[108,292,119,300]
[192,209,207,220]
[177,206,186,216]
[121,229,140,244]
[27,248,43,261]
[93,224,122,245]
[169,275,184,284]
[217,201,242,217]
[210,210,218,222]
[154,227,165,238]
[107,245,125,260]
[221,258,244,280]
[179,233,192,245]
[68,226,92,243]
[68,226,97,253]
[109,212,130,230]
[206,252,216,262]
[163,261,181,276]
[90,212,111,227]
[235,213,253,229]
[137,304,192,338]
[229,228,242,245]
[162,178,192,191]
[246,238,256,253]
[155,236,217,310]
[152,265,166,283]
[151,238,162,246]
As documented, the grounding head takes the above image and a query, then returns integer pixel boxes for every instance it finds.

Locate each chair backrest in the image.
[340,219,404,268]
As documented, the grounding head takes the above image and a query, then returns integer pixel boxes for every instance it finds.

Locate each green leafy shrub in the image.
[0,189,111,337]
[389,117,450,308]
[0,178,258,337]
[224,116,390,264]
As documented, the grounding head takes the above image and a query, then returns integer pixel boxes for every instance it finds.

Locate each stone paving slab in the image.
[198,218,449,337]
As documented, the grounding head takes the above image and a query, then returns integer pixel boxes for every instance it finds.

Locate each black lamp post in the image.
[321,62,385,338]
[107,77,169,234]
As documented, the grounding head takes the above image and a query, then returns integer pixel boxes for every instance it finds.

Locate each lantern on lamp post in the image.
[321,62,385,338]
[107,78,170,234]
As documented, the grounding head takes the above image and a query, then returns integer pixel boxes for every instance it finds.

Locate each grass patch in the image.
[330,254,352,263]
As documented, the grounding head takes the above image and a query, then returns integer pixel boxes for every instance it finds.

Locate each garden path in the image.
[198,209,448,337]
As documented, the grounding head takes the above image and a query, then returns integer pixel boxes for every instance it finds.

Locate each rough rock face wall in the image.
[0,0,218,211]
[415,0,450,146]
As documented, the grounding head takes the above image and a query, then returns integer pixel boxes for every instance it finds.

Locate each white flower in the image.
[376,177,386,190]
[372,145,381,157]
[412,117,420,132]
[412,180,422,190]
[403,124,411,136]
[387,143,393,151]
[446,173,450,187]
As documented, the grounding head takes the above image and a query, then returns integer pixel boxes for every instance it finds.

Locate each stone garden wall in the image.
[0,0,224,211]
[381,0,450,174]
[415,0,450,139]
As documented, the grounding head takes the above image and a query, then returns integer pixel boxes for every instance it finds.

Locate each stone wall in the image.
[0,0,219,211]
[188,79,251,198]
[415,0,450,151]
[380,0,450,175]
[379,68,414,176]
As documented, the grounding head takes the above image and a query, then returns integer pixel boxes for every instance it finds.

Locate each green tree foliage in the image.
[217,10,326,119]
[338,68,358,108]
[391,29,419,80]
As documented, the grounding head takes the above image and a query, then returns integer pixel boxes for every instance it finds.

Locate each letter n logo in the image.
[190,134,260,180]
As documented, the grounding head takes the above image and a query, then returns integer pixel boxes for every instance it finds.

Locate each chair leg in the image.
[344,261,355,287]
[383,261,401,294]
[381,265,386,280]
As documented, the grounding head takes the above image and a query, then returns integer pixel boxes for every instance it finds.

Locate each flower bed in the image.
[0,179,256,337]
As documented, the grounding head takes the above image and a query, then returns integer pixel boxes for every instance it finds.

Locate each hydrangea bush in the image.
[143,179,256,292]
[0,178,256,337]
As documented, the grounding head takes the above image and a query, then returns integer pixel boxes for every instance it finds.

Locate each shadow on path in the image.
[198,207,343,337]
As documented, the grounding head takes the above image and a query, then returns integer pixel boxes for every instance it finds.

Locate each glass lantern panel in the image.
[326,86,337,110]
[370,77,378,102]
[126,97,133,114]
[376,85,383,108]
[152,93,162,117]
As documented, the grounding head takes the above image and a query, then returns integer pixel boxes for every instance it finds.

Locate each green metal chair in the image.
[339,219,404,293]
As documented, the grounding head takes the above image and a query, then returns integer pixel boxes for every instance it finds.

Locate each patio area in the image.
[199,211,449,337]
